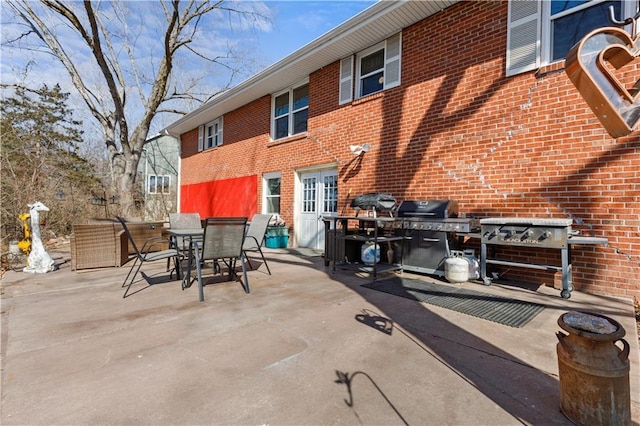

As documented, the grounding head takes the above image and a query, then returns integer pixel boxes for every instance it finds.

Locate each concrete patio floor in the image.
[1,246,638,425]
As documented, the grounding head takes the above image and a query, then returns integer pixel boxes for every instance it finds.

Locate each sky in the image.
[0,1,377,137]
[254,1,376,66]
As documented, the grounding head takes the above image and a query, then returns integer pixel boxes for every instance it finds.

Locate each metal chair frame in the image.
[184,217,249,302]
[242,214,273,275]
[116,216,183,298]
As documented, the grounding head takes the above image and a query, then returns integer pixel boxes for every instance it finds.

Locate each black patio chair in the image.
[116,216,184,298]
[185,217,249,302]
[243,213,272,275]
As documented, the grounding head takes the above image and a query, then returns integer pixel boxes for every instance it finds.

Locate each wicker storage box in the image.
[70,224,129,270]
[70,220,168,270]
[121,222,168,254]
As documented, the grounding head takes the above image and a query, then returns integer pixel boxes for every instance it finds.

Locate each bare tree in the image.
[3,0,270,216]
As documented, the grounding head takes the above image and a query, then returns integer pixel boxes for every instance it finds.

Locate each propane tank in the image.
[360,242,380,265]
[445,252,468,283]
[556,311,631,425]
[463,249,480,280]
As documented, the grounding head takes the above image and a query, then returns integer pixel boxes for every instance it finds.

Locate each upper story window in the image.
[546,0,627,62]
[507,0,638,76]
[205,117,223,149]
[339,33,402,104]
[357,43,385,97]
[272,81,308,140]
[197,116,223,151]
[148,175,170,194]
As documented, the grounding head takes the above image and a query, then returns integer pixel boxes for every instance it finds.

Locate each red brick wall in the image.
[179,1,639,299]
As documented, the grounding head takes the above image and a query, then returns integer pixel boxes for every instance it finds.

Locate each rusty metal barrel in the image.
[556,311,631,426]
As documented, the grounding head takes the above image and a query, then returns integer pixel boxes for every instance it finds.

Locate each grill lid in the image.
[397,200,458,218]
[350,193,397,211]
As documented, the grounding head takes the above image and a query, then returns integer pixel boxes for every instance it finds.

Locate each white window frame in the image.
[271,79,309,141]
[262,172,281,216]
[507,0,638,76]
[339,33,401,103]
[356,41,385,98]
[204,117,223,149]
[541,0,637,64]
[148,175,171,194]
[354,33,402,100]
[350,33,402,99]
[322,174,338,214]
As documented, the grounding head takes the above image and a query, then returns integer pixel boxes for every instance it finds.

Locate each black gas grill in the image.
[396,200,474,233]
[393,200,474,276]
[397,199,458,218]
[324,196,477,278]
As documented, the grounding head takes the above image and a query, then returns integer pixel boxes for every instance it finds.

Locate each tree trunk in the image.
[117,172,137,218]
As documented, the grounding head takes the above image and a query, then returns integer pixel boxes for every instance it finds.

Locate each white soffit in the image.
[164,0,458,136]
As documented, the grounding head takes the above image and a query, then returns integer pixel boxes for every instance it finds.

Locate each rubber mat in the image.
[362,277,544,328]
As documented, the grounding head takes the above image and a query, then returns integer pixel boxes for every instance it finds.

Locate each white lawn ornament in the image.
[23,201,55,274]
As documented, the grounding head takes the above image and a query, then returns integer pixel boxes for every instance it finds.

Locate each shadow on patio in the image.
[1,245,637,425]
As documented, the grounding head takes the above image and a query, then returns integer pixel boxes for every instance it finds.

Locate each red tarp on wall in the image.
[180,175,257,218]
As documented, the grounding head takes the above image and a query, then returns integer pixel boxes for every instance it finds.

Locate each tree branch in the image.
[8,1,112,133]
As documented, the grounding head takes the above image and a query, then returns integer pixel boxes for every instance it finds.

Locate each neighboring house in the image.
[137,134,180,221]
[163,0,639,299]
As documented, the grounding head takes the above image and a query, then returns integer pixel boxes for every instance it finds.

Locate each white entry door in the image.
[298,170,338,249]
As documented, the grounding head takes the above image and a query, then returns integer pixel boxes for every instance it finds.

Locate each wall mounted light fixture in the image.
[349,143,371,156]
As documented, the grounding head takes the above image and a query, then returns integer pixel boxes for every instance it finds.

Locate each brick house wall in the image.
[178,1,639,299]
